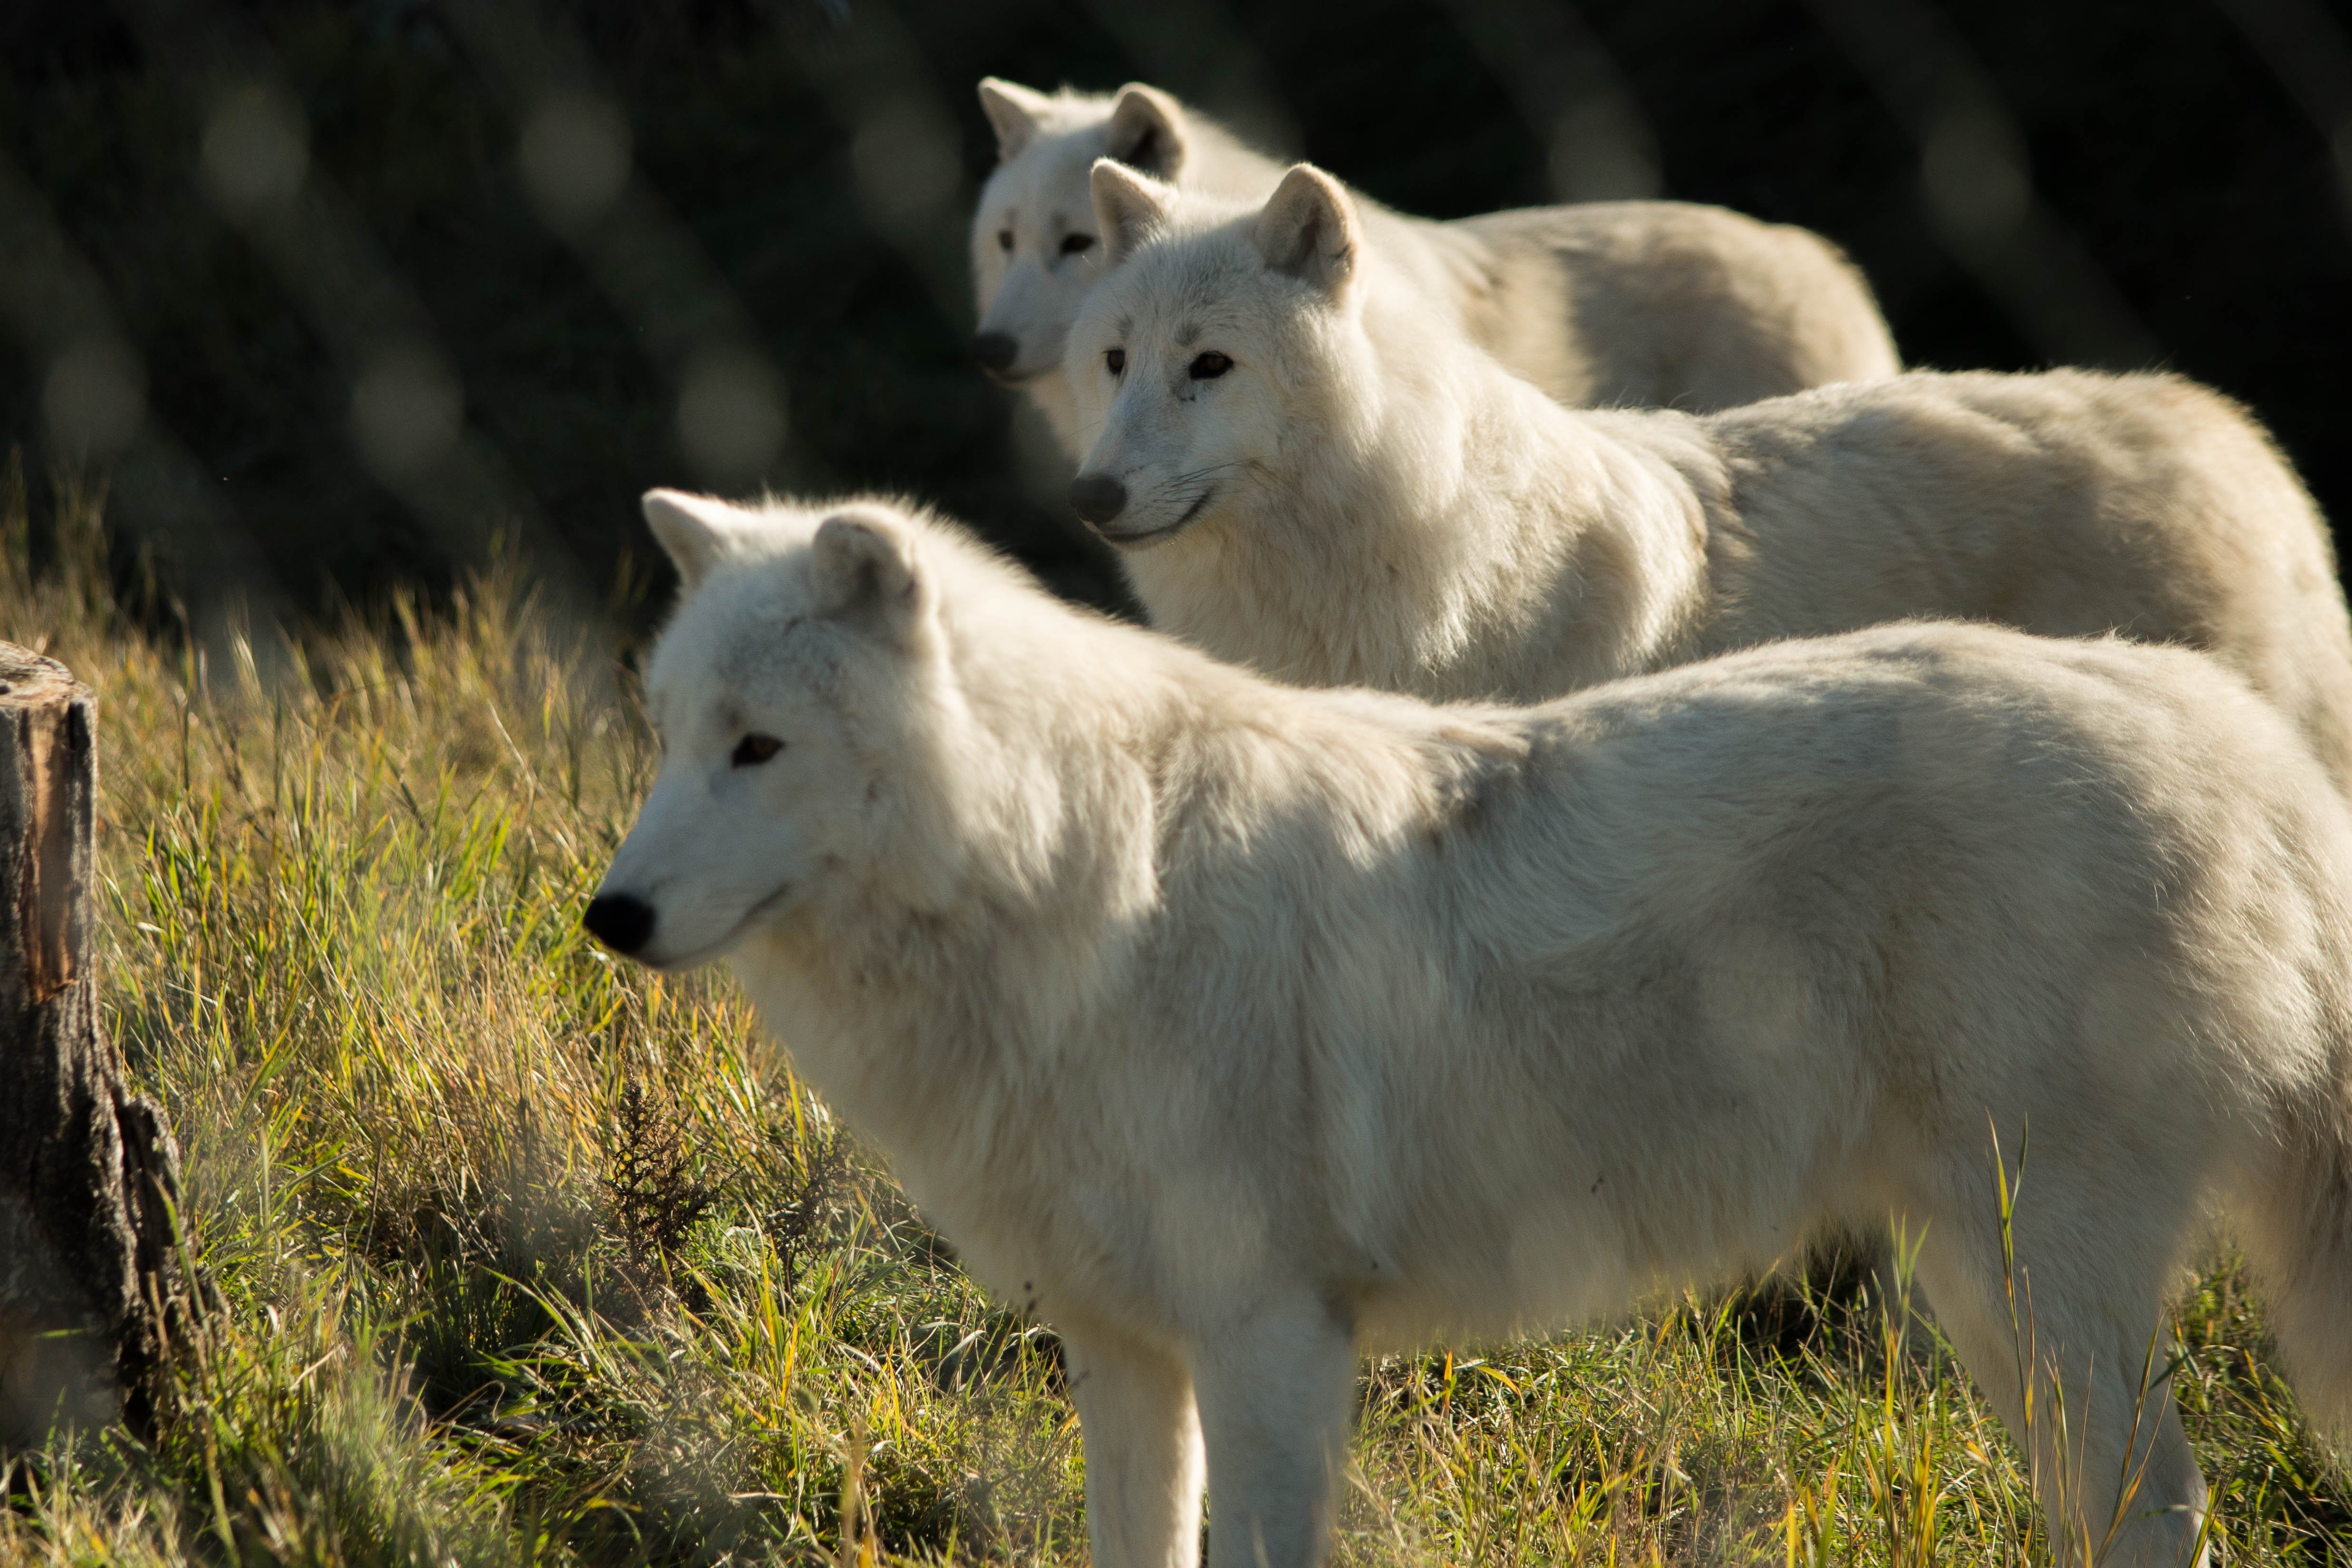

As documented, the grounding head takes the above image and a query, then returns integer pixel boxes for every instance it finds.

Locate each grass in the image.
[0,478,2345,1566]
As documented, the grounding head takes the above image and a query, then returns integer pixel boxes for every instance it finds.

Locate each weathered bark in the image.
[0,642,196,1447]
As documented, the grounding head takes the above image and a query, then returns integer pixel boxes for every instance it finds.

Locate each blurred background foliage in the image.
[2,0,2349,634]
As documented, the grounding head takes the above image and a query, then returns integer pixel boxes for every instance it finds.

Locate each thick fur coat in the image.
[969,79,1900,456]
[1067,162,2352,792]
[591,491,2352,1568]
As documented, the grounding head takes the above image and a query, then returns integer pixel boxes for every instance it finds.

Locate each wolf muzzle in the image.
[1068,472,1128,525]
[971,332,1021,379]
[583,892,656,956]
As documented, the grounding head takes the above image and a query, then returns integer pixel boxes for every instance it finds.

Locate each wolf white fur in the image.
[593,490,2352,1568]
[1067,162,2352,791]
[969,78,1900,457]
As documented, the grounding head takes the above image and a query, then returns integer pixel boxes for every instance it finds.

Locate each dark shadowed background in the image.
[4,0,2349,634]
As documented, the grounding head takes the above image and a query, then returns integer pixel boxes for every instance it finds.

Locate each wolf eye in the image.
[1105,347,1126,375]
[1060,233,1095,255]
[1189,351,1233,380]
[732,733,783,767]
[997,229,1014,252]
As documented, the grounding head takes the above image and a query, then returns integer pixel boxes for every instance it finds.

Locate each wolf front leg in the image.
[1190,1302,1357,1568]
[1912,1193,2210,1568]
[1064,1324,1206,1568]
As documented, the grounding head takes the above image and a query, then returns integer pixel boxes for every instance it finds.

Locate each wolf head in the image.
[587,491,984,970]
[1063,161,1377,547]
[968,78,1196,389]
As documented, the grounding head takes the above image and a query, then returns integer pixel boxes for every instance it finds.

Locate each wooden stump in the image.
[0,642,197,1447]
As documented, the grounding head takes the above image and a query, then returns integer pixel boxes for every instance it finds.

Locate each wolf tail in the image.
[2236,1075,2352,1458]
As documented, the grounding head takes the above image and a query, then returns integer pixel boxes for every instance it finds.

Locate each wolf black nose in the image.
[583,893,655,956]
[1069,472,1128,525]
[971,331,1019,373]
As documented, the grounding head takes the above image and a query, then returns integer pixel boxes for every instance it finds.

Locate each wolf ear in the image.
[1105,84,1188,181]
[644,489,757,593]
[1254,164,1359,299]
[1091,159,1175,266]
[978,77,1052,162]
[811,508,935,645]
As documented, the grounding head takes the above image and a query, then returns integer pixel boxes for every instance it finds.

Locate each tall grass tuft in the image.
[0,476,2342,1564]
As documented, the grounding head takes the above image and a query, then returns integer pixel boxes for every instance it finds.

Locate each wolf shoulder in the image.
[1439,198,1902,410]
[1577,368,2337,658]
[1432,624,2332,903]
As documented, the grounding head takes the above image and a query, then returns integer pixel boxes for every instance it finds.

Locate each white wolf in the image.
[590,489,2352,1568]
[969,78,1900,457]
[1067,161,2352,791]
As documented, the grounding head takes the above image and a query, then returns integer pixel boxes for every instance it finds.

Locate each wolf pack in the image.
[581,79,2352,1568]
